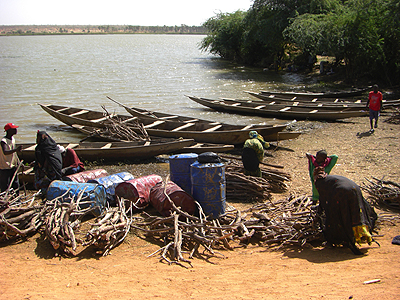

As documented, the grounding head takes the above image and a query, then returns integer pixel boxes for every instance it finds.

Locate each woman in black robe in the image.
[34,131,62,191]
[313,167,377,255]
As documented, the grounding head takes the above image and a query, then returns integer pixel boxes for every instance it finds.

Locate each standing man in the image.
[366,84,383,132]
[242,131,269,177]
[0,123,22,193]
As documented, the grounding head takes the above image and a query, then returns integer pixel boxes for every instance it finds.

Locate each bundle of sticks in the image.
[44,189,100,255]
[223,156,291,202]
[384,107,400,124]
[83,199,134,256]
[132,187,322,267]
[239,194,322,247]
[83,105,150,142]
[0,191,47,242]
[225,171,272,202]
[362,177,400,210]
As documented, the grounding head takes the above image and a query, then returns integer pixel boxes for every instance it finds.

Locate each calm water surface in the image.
[0,35,315,143]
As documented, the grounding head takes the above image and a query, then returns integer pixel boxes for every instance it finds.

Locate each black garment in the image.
[35,131,62,180]
[241,147,259,172]
[0,167,19,193]
[315,175,377,255]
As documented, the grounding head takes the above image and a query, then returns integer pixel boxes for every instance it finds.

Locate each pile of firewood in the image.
[384,107,400,124]
[82,105,150,142]
[223,156,291,203]
[0,190,46,242]
[226,171,272,202]
[239,195,322,247]
[132,191,322,267]
[362,177,400,210]
[83,201,134,256]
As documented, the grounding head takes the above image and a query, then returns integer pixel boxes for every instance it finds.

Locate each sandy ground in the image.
[1,112,399,300]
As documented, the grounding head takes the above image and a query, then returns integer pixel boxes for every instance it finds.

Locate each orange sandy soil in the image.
[1,113,400,300]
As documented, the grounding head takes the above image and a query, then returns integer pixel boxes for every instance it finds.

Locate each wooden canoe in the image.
[72,124,302,143]
[246,91,400,107]
[18,138,196,163]
[107,96,222,124]
[225,96,367,111]
[186,96,368,121]
[39,104,288,145]
[259,86,371,99]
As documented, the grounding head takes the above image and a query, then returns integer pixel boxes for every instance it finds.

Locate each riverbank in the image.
[1,112,399,300]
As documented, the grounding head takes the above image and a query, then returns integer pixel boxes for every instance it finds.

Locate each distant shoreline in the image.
[0,25,206,36]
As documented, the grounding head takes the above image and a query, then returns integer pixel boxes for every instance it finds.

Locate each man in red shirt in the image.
[366,84,383,132]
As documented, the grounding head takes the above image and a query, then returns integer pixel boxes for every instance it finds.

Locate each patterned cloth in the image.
[308,154,338,201]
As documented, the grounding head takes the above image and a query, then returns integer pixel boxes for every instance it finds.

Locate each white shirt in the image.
[0,136,18,169]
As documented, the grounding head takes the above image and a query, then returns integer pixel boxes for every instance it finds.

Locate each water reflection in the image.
[1,34,310,143]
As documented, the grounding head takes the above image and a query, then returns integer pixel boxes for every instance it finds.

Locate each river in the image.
[0,34,315,143]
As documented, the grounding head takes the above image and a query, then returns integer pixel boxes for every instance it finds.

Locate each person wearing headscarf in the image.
[306,149,338,203]
[57,145,85,176]
[313,167,377,255]
[241,131,269,177]
[34,131,62,192]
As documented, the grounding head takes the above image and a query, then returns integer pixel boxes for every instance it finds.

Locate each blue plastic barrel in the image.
[88,172,134,206]
[46,180,107,216]
[190,161,226,219]
[169,153,198,194]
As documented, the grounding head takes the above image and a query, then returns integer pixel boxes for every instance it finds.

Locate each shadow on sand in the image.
[356,130,374,138]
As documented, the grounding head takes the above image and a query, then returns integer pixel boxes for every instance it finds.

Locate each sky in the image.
[0,0,253,26]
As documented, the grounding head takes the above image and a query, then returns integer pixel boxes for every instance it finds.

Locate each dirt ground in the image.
[1,112,400,300]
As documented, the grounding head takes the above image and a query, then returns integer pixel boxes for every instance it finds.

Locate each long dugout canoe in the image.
[39,104,288,145]
[18,138,196,163]
[186,96,368,121]
[246,91,400,107]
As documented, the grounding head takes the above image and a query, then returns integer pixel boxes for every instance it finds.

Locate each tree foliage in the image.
[200,0,400,85]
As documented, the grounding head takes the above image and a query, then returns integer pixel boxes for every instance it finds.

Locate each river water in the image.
[0,34,315,143]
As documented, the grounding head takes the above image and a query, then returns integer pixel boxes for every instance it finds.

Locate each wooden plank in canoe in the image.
[255,105,266,109]
[92,114,115,123]
[232,103,241,107]
[55,107,70,113]
[70,110,89,117]
[279,107,291,112]
[144,120,165,128]
[24,145,36,151]
[241,125,255,130]
[159,116,179,120]
[202,124,222,132]
[121,116,138,123]
[66,143,79,149]
[144,141,151,146]
[101,143,112,149]
[172,123,195,132]
[310,110,318,114]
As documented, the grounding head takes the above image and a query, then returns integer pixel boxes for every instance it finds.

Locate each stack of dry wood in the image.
[0,191,47,242]
[362,177,400,210]
[384,107,400,124]
[132,190,322,267]
[44,190,98,255]
[222,155,291,203]
[83,200,133,256]
[83,105,150,142]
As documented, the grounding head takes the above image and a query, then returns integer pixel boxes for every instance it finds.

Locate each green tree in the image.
[199,11,246,61]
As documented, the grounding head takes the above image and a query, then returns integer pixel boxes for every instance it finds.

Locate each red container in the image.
[150,181,196,217]
[115,174,162,211]
[64,169,108,183]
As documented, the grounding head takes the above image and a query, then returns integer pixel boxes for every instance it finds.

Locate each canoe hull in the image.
[18,138,195,163]
[187,96,368,121]
[39,104,288,144]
